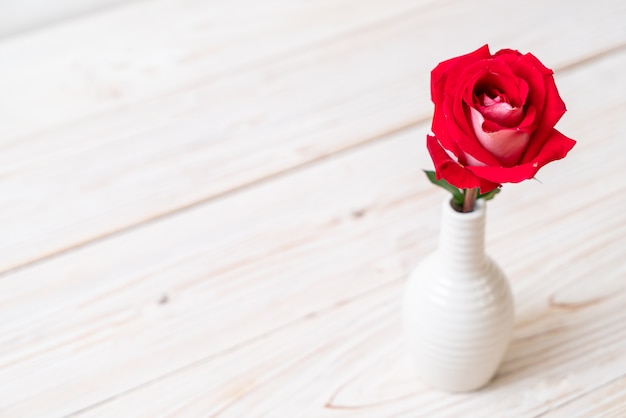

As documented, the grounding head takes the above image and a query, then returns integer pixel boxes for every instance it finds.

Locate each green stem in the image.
[463,188,478,213]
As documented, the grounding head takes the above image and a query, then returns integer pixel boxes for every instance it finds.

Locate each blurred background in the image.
[0,0,124,37]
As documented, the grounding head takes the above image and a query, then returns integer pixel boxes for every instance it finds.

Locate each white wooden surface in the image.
[0,0,625,417]
[0,0,127,38]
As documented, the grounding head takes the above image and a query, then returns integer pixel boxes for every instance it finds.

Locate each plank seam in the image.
[6,1,433,146]
[0,117,425,279]
[2,44,625,280]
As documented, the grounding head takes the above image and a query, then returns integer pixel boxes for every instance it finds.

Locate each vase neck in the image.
[438,198,487,274]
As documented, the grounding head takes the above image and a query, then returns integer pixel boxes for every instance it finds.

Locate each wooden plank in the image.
[1,0,625,274]
[0,127,432,418]
[0,0,425,140]
[0,0,127,38]
[0,48,625,416]
[0,0,428,274]
[70,271,626,417]
[539,375,626,418]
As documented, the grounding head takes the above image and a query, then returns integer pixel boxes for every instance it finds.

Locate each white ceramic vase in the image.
[403,198,514,392]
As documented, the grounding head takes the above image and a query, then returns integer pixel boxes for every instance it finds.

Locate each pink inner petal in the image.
[479,101,524,127]
[464,152,488,167]
[470,107,531,166]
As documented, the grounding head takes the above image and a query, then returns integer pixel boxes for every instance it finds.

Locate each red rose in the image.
[427,45,576,193]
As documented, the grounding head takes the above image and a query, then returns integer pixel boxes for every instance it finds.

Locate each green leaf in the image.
[477,188,501,201]
[423,170,464,206]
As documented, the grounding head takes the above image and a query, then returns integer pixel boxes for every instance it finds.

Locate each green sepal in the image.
[477,188,501,201]
[423,170,464,206]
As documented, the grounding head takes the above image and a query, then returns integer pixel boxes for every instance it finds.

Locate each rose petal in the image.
[442,73,504,167]
[477,100,524,127]
[517,105,537,131]
[470,108,531,166]
[427,135,499,193]
[496,51,546,113]
[431,45,492,105]
[461,60,521,107]
[431,99,464,161]
[480,94,499,106]
[464,152,487,167]
[431,95,501,167]
[466,129,576,183]
[520,73,567,163]
[517,77,529,106]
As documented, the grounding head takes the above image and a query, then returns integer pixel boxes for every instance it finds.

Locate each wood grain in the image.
[0,0,625,276]
[0,41,625,416]
[2,1,626,417]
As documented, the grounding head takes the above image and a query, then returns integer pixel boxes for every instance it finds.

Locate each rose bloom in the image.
[427,45,576,193]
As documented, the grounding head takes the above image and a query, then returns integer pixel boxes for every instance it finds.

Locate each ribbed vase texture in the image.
[403,198,514,392]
